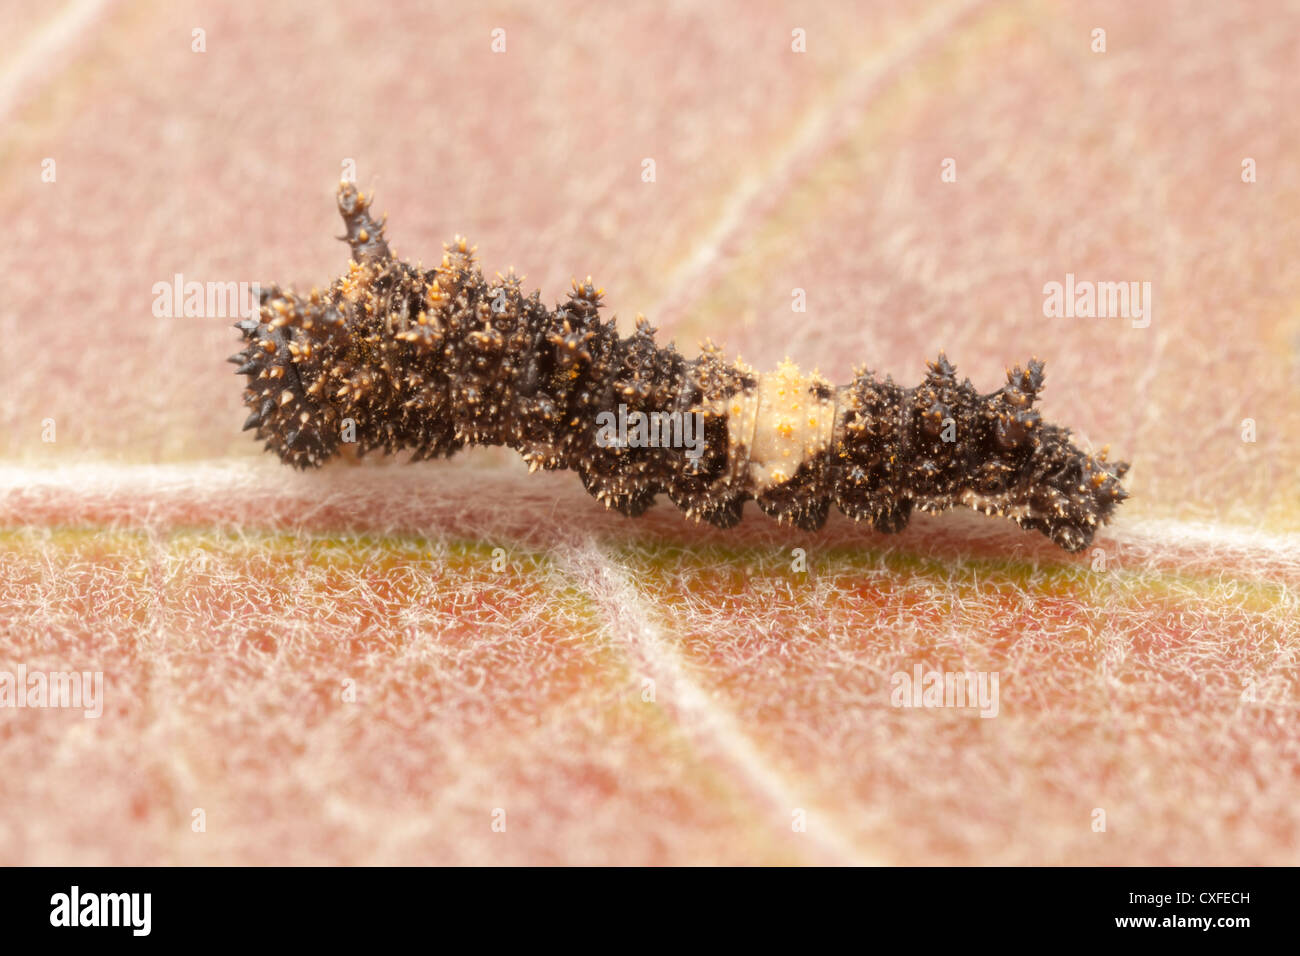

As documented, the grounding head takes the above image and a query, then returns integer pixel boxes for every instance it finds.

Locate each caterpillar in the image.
[229,182,1129,552]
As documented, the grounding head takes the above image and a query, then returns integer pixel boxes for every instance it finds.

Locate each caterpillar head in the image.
[228,292,344,469]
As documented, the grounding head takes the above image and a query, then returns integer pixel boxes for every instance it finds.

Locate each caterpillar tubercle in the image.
[229,182,1129,552]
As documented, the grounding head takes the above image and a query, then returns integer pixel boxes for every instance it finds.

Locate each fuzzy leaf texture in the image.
[1,0,1298,866]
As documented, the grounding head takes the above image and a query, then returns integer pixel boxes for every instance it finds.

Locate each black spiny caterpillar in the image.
[230,182,1129,552]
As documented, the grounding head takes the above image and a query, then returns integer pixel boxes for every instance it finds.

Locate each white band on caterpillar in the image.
[719,359,837,494]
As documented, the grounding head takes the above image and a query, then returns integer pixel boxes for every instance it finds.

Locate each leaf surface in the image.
[1,0,1297,864]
